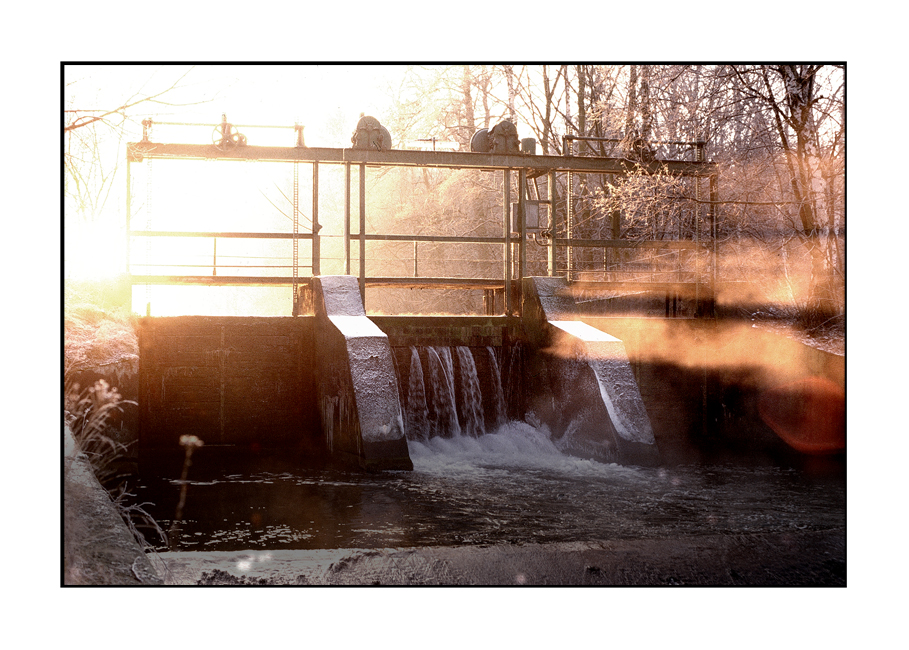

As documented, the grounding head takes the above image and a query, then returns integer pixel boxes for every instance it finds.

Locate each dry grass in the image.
[64,309,138,375]
[63,379,130,480]
[63,278,166,583]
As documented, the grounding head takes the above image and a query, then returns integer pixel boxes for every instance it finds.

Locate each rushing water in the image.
[134,422,845,553]
[132,344,844,553]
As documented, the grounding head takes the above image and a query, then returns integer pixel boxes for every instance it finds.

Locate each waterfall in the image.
[404,347,430,441]
[397,345,509,441]
[426,347,461,438]
[455,346,484,438]
[434,347,458,415]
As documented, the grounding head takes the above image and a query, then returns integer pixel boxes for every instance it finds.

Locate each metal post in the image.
[312,162,320,276]
[359,163,366,302]
[344,163,351,275]
[710,171,718,315]
[145,157,153,313]
[566,170,573,281]
[695,141,706,314]
[547,170,557,277]
[518,168,527,284]
[125,158,132,312]
[503,169,511,315]
[292,161,299,314]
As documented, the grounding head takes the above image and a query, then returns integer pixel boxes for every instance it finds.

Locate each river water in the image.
[134,421,845,553]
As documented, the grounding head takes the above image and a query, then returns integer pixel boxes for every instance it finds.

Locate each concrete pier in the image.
[311,276,411,471]
[521,277,661,466]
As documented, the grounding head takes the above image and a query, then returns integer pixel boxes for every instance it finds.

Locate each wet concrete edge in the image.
[63,425,163,585]
[158,528,845,586]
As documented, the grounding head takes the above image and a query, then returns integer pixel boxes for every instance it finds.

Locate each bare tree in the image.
[64,65,211,224]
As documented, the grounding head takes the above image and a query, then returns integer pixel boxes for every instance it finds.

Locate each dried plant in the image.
[64,378,135,484]
[112,487,170,553]
[167,434,205,550]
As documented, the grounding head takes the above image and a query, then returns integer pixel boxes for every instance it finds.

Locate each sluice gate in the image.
[139,275,660,470]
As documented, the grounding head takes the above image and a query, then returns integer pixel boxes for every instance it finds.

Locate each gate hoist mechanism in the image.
[351,115,392,151]
[213,114,248,151]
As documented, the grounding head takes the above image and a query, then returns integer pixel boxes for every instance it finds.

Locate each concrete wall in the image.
[138,316,321,456]
[311,277,412,471]
[370,316,517,349]
[521,277,661,466]
[132,280,840,470]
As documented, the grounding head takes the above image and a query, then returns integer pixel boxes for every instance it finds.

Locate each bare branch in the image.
[64,67,197,132]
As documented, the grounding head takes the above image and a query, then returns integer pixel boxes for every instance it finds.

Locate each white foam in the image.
[407,420,642,481]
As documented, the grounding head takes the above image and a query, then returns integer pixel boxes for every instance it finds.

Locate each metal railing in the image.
[126,119,717,316]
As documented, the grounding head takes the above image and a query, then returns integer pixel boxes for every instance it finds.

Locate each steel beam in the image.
[130,230,314,240]
[547,170,557,277]
[360,233,509,244]
[130,275,302,286]
[518,168,527,286]
[551,238,705,250]
[364,277,506,289]
[131,274,505,289]
[503,170,511,314]
[344,162,351,275]
[127,142,716,177]
[129,274,707,294]
[312,162,320,276]
[359,163,366,300]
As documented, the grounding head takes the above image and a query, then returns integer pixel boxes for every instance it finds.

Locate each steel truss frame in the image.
[126,129,718,316]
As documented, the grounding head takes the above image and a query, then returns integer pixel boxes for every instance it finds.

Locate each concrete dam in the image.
[65,116,845,584]
[81,274,845,586]
[138,275,661,471]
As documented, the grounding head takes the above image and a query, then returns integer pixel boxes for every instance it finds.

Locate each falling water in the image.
[404,347,430,441]
[425,347,461,438]
[455,346,485,438]
[400,345,513,441]
[435,347,458,412]
[134,346,845,559]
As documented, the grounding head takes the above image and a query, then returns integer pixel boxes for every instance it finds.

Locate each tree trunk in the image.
[577,65,588,156]
[541,65,554,154]
[775,64,835,327]
[504,65,517,123]
[460,65,475,150]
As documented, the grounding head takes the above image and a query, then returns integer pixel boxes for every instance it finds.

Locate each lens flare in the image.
[758,376,846,454]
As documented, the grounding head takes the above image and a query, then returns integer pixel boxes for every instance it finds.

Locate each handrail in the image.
[126,139,717,316]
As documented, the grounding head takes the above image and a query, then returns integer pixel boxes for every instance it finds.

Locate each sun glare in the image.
[65,219,126,281]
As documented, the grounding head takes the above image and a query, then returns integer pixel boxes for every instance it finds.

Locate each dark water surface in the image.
[134,423,845,553]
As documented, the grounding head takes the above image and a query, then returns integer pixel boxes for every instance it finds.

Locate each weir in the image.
[120,116,838,472]
[138,274,660,469]
[64,105,848,585]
